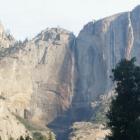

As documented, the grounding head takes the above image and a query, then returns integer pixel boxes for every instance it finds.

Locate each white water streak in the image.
[126,12,134,59]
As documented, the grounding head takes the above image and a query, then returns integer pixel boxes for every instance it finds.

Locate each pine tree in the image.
[106,58,140,140]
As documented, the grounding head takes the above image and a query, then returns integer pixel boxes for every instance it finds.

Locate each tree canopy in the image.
[107,58,140,140]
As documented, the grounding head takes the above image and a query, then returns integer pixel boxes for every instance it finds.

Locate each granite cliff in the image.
[0,27,75,139]
[0,5,140,140]
[72,5,140,120]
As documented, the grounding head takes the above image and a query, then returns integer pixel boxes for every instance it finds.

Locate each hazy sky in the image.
[0,0,139,40]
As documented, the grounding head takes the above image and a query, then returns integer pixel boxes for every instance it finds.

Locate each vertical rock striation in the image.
[1,5,140,140]
[72,5,140,120]
[0,27,76,129]
[29,28,76,124]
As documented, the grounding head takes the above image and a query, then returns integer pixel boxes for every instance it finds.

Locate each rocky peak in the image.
[0,22,4,35]
[1,5,140,140]
[73,5,140,122]
[0,22,15,48]
[33,27,73,44]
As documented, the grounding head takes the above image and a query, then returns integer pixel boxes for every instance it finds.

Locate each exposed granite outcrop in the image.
[69,122,109,140]
[1,5,140,140]
[0,27,76,126]
[0,27,75,139]
[72,6,140,119]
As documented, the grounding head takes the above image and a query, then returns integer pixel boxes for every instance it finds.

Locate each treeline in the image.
[0,132,55,140]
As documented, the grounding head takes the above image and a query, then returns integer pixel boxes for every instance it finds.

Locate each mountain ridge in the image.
[0,5,140,140]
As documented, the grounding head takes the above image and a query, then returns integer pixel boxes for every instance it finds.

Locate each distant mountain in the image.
[0,5,140,140]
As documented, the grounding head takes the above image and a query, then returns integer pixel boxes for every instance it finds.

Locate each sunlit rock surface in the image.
[0,5,140,140]
[69,122,109,140]
[73,6,140,116]
[0,27,75,125]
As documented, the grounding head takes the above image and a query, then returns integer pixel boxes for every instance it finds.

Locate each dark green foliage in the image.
[18,135,32,140]
[33,132,47,140]
[20,136,25,140]
[106,58,140,140]
[25,135,32,140]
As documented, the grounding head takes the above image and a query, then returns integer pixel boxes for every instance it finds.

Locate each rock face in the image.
[1,5,140,140]
[72,6,140,118]
[0,27,75,125]
[69,122,109,140]
[0,99,30,140]
[29,28,75,124]
[0,27,75,138]
[0,22,15,48]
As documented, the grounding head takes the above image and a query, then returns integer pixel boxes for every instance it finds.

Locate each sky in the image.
[0,0,139,40]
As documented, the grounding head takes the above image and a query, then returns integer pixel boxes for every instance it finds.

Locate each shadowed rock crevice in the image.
[1,5,140,140]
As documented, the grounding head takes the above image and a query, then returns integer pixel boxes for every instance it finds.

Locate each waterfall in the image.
[70,38,76,105]
[126,12,134,59]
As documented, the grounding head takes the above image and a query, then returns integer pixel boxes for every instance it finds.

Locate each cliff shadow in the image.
[47,103,93,140]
